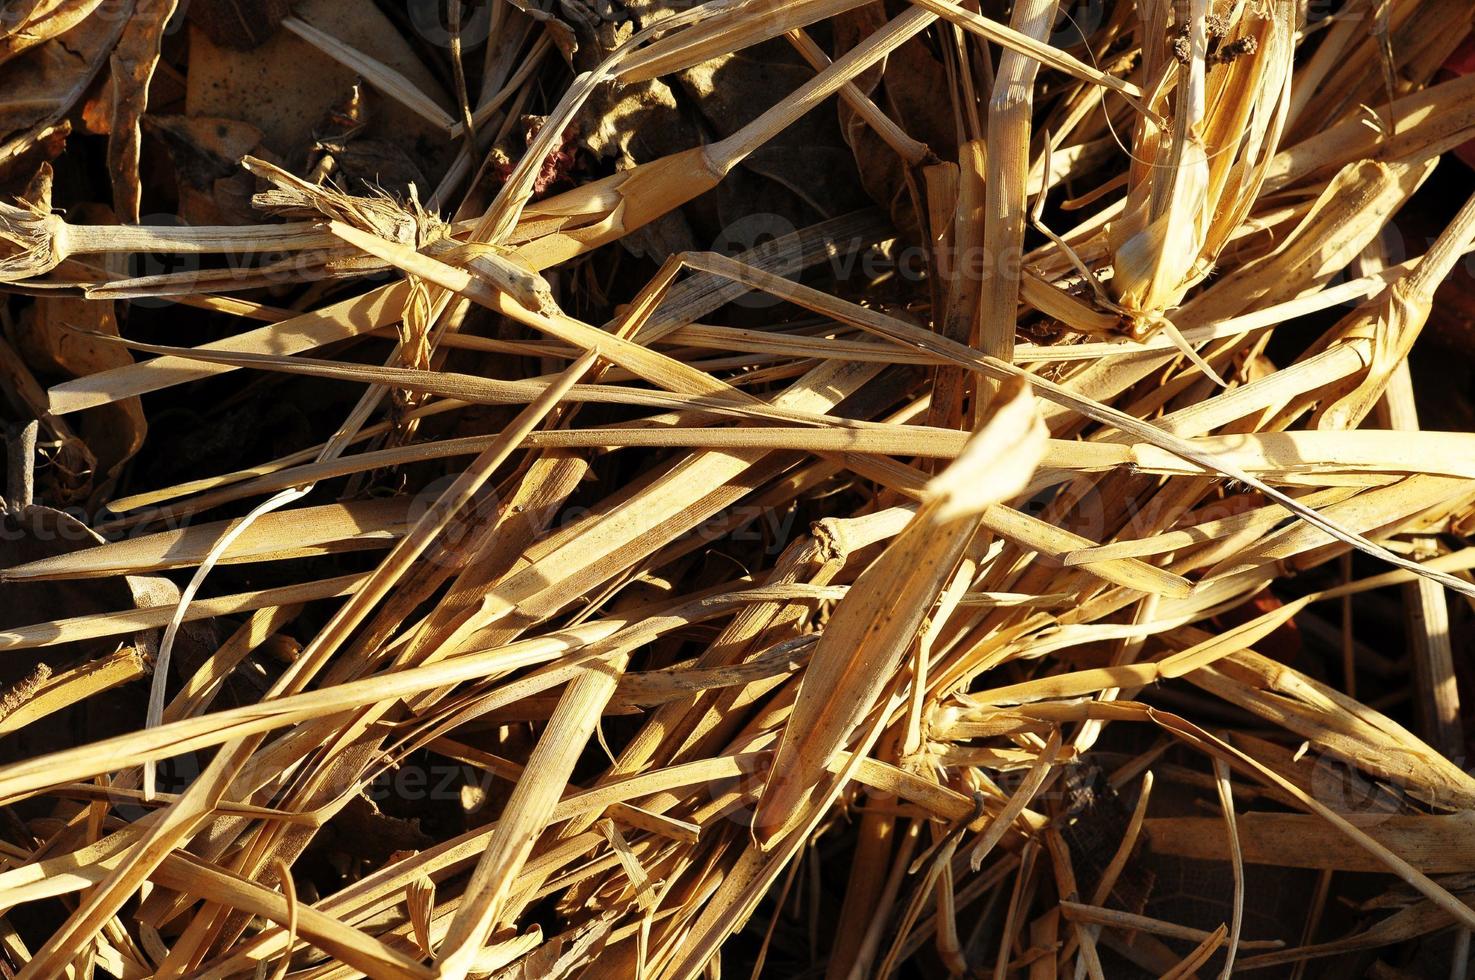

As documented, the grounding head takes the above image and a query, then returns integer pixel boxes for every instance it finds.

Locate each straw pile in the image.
[2,0,1475,976]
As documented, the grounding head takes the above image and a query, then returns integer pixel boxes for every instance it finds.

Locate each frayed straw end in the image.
[0,200,66,283]
[243,155,446,249]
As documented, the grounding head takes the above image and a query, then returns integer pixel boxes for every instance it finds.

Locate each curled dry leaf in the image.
[184,0,292,51]
[106,0,180,222]
[184,0,453,181]
[0,0,106,66]
[145,114,276,225]
[0,10,125,181]
[831,0,954,237]
[13,294,145,506]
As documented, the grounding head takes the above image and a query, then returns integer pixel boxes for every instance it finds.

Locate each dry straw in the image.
[1,0,1474,977]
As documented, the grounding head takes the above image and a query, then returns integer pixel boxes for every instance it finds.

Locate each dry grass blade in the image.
[280,15,456,131]
[677,249,1475,597]
[755,380,1047,844]
[977,0,1057,368]
[1212,757,1244,979]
